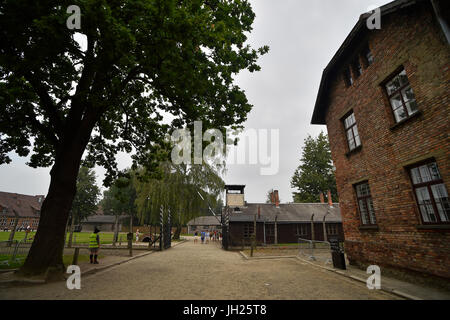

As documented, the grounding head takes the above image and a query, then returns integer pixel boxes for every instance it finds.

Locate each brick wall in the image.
[324,2,450,278]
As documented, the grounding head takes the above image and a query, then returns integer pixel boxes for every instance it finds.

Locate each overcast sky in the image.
[0,0,392,203]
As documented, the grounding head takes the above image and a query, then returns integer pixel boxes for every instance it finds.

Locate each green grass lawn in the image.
[0,231,128,244]
[0,254,26,269]
[67,232,128,244]
[0,253,103,269]
[271,243,300,247]
[0,231,36,242]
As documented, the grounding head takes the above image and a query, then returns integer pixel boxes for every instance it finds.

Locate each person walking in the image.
[135,229,140,242]
[89,227,100,264]
[201,230,205,244]
[194,231,199,244]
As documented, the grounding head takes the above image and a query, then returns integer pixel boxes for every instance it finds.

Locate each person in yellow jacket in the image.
[89,227,100,264]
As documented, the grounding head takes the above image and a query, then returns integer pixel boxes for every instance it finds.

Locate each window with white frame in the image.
[363,44,374,66]
[343,112,361,152]
[385,68,418,123]
[355,182,377,226]
[409,161,449,224]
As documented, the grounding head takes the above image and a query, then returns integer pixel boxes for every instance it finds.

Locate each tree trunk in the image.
[173,224,181,240]
[68,215,75,248]
[19,140,87,277]
[113,215,119,246]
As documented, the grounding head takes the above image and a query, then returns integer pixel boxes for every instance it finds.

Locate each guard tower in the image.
[225,185,245,208]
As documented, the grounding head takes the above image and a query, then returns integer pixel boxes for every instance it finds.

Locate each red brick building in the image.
[0,191,44,231]
[311,0,450,279]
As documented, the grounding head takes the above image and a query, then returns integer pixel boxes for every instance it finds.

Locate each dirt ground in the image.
[0,238,400,300]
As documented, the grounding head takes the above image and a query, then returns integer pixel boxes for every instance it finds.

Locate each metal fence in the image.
[0,239,33,267]
[298,238,333,266]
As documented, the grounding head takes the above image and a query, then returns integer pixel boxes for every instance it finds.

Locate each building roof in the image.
[311,0,429,125]
[0,191,44,218]
[187,215,221,226]
[82,215,117,224]
[229,203,341,223]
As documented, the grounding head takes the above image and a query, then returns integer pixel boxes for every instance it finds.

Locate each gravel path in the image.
[0,239,399,300]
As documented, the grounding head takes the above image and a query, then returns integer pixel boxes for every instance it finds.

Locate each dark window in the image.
[385,69,418,123]
[352,58,363,78]
[296,224,308,237]
[327,224,338,235]
[266,224,274,236]
[355,182,377,225]
[343,112,361,151]
[243,223,254,238]
[343,68,353,87]
[363,45,374,66]
[409,161,449,224]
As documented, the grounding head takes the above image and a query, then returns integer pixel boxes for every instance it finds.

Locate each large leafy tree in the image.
[100,171,138,244]
[0,0,267,276]
[291,132,338,203]
[67,166,100,247]
[135,161,224,240]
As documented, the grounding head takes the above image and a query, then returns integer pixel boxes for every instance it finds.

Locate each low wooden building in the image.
[187,216,221,234]
[80,214,121,232]
[79,207,125,232]
[225,186,344,246]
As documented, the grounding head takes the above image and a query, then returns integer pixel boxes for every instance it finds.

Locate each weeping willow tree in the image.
[135,161,224,239]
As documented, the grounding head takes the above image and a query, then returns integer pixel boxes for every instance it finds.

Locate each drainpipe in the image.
[431,0,450,44]
[310,213,315,248]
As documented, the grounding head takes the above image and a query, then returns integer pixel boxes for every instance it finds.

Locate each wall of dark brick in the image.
[229,222,344,246]
[323,2,450,278]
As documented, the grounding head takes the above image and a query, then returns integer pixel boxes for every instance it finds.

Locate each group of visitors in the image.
[193,230,221,244]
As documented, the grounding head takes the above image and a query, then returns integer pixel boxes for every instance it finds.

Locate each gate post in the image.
[160,205,164,251]
[221,206,230,250]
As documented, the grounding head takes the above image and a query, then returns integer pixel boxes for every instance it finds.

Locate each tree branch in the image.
[23,71,64,138]
[26,111,59,148]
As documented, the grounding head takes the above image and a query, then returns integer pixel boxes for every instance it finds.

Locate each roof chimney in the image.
[319,192,325,203]
[327,190,333,207]
[274,190,280,208]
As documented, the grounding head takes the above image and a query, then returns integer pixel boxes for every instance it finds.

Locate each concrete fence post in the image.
[72,247,80,265]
